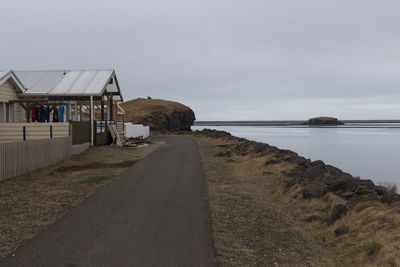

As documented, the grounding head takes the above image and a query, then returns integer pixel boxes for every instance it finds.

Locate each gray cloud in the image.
[1,0,399,120]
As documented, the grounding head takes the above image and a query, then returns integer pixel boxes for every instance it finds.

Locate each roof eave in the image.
[0,70,26,93]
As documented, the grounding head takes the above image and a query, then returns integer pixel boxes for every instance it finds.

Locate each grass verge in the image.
[195,136,400,266]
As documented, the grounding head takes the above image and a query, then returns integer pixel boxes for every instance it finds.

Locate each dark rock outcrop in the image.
[181,129,400,205]
[121,98,195,131]
[326,204,348,225]
[305,215,323,223]
[307,117,344,125]
[334,226,349,236]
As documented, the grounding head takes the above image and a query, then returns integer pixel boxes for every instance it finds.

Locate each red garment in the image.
[31,106,36,122]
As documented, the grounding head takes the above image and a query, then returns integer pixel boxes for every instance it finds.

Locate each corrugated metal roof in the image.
[14,71,65,94]
[0,70,12,84]
[14,70,119,97]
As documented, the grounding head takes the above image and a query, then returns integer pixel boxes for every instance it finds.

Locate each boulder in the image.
[121,98,195,131]
[310,160,326,167]
[305,215,323,222]
[302,183,327,199]
[334,226,349,236]
[304,164,328,180]
[326,204,347,225]
[264,159,280,166]
[285,156,308,165]
[324,173,357,192]
[339,191,355,199]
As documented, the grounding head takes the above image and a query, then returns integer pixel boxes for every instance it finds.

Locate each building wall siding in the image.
[0,80,18,102]
[0,80,24,123]
[0,123,70,142]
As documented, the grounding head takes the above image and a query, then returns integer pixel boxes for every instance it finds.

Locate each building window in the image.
[0,102,13,123]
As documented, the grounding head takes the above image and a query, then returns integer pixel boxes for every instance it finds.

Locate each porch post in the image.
[74,103,77,121]
[67,102,71,121]
[101,95,105,121]
[90,96,94,146]
[109,94,113,121]
[2,103,6,123]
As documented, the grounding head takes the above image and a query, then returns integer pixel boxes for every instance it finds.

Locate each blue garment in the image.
[60,105,65,122]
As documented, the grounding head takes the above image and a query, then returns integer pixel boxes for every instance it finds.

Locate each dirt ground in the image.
[196,136,400,267]
[0,137,165,258]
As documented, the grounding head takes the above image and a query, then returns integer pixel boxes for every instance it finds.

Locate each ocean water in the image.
[192,125,400,186]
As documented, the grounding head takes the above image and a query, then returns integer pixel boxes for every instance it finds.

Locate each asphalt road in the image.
[1,136,216,267]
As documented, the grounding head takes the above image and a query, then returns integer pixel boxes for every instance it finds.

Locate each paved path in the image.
[1,136,216,267]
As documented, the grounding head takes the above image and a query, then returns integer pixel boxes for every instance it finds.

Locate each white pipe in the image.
[90,96,94,146]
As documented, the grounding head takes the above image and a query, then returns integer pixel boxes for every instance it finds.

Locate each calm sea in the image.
[192,124,400,186]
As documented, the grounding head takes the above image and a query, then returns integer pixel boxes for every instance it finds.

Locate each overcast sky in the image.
[1,0,399,120]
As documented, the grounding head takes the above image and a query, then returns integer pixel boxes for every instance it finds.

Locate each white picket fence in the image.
[125,123,149,139]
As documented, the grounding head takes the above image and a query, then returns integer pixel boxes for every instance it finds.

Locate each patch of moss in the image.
[215,151,228,157]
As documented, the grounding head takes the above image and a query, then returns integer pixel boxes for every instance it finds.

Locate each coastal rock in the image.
[340,191,355,199]
[304,164,328,179]
[325,165,344,176]
[282,176,299,187]
[287,156,308,165]
[334,226,349,236]
[121,98,195,131]
[264,159,280,166]
[374,186,400,204]
[307,117,344,125]
[305,215,323,223]
[325,174,357,192]
[194,129,233,138]
[184,129,400,205]
[310,160,325,167]
[302,183,327,199]
[326,204,347,225]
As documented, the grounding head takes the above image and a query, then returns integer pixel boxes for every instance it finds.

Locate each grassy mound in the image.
[121,98,195,131]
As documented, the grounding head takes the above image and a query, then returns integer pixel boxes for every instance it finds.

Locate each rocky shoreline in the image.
[176,129,400,206]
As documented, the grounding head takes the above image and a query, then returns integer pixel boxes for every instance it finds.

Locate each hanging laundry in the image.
[46,106,50,122]
[53,107,59,122]
[40,106,47,122]
[31,106,37,122]
[60,105,65,122]
[49,107,54,123]
[36,107,40,122]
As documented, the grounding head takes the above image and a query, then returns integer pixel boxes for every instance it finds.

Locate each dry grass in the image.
[0,138,165,258]
[196,136,400,266]
[379,182,398,194]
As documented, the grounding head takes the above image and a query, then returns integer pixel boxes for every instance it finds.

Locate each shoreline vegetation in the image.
[172,129,400,266]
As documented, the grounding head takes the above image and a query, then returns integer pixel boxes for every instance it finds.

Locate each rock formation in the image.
[179,129,400,205]
[120,98,196,131]
[308,117,344,125]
